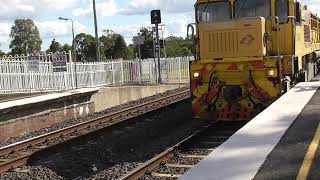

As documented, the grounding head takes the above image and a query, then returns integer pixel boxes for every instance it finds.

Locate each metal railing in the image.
[0,52,191,94]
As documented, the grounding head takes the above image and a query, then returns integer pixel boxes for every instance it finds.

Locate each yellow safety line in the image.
[297,122,320,180]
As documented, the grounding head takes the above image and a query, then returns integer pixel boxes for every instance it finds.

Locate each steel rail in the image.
[119,122,217,180]
[0,90,190,173]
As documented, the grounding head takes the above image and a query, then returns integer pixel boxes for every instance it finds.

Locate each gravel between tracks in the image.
[0,86,189,148]
[0,86,208,180]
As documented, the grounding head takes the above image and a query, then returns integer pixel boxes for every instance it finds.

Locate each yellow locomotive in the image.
[188,0,320,121]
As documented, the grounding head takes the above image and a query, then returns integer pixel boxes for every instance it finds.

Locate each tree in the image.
[0,50,6,57]
[113,35,128,59]
[74,33,96,62]
[99,32,116,59]
[9,19,42,55]
[137,27,154,59]
[165,36,192,57]
[100,30,128,60]
[127,44,136,59]
[46,39,63,53]
[62,44,72,52]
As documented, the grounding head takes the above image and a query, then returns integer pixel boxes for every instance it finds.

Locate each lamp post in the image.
[59,17,78,88]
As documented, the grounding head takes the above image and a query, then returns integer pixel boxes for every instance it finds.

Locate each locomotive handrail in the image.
[187,23,197,61]
[270,16,283,92]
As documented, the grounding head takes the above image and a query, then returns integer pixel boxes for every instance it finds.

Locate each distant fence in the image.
[0,52,191,94]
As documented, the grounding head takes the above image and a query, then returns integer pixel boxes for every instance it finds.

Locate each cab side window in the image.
[276,0,288,23]
[295,2,302,24]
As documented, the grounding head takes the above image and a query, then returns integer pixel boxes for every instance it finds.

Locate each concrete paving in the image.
[180,82,320,180]
[254,88,320,179]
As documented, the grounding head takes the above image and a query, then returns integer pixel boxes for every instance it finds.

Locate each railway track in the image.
[0,90,190,174]
[120,121,246,180]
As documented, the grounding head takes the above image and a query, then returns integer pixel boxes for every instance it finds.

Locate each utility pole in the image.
[93,0,100,62]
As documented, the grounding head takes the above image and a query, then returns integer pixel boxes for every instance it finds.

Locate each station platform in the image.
[0,93,49,103]
[181,81,320,180]
[0,85,182,141]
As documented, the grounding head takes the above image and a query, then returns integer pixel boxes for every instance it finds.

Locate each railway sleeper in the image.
[13,167,30,173]
[165,163,194,168]
[152,172,182,178]
[179,154,206,159]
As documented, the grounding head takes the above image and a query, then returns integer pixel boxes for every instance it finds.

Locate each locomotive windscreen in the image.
[234,0,271,19]
[196,2,231,23]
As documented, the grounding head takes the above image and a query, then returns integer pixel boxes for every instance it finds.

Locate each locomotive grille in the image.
[207,31,239,53]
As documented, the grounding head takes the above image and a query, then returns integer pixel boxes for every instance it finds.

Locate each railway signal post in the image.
[151,10,162,84]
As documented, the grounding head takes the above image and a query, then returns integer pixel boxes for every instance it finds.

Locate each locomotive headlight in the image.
[266,68,277,77]
[193,72,200,79]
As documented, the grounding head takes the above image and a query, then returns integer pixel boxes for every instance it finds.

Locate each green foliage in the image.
[133,28,192,59]
[127,44,136,59]
[46,39,63,53]
[9,19,42,55]
[137,27,154,59]
[74,33,96,62]
[5,18,192,59]
[100,29,128,60]
[62,44,72,52]
[113,35,128,59]
[99,30,116,59]
[165,36,193,57]
[0,50,6,57]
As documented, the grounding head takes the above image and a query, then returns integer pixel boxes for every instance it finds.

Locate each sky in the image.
[0,0,318,53]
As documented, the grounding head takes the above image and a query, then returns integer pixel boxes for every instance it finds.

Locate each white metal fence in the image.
[0,52,191,94]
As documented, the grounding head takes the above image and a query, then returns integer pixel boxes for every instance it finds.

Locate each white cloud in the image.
[36,20,87,39]
[103,13,193,45]
[165,14,193,38]
[73,0,194,17]
[102,23,147,44]
[0,20,87,52]
[0,0,76,20]
[123,0,194,15]
[73,0,121,17]
[305,0,320,13]
[36,20,87,50]
[40,0,77,10]
[16,4,35,13]
[0,23,11,50]
[72,0,195,46]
